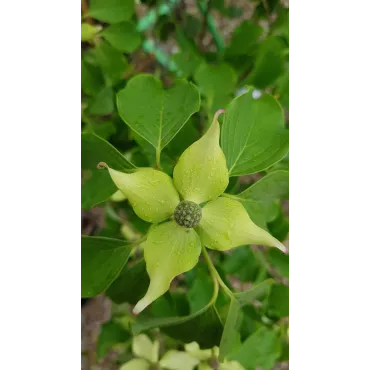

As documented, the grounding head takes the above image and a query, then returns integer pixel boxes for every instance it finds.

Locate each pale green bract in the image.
[100,110,286,314]
[196,197,286,253]
[120,334,243,370]
[98,165,180,223]
[133,221,201,314]
[173,110,229,203]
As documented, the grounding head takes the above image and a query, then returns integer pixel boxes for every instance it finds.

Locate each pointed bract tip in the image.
[97,161,108,170]
[214,109,226,122]
[132,297,151,315]
[276,241,288,254]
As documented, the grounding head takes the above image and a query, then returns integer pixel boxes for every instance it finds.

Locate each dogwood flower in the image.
[98,110,286,315]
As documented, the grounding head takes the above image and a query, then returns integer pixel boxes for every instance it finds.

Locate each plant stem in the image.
[201,245,234,298]
[132,235,147,246]
[155,148,162,170]
[81,0,92,24]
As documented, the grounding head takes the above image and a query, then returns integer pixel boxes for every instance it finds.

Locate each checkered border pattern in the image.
[289,0,296,370]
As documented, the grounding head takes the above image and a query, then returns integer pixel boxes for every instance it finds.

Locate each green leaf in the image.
[275,69,289,108]
[172,50,203,78]
[101,21,141,52]
[81,133,135,209]
[221,90,289,176]
[267,154,289,173]
[253,0,280,19]
[225,20,263,57]
[234,279,274,306]
[81,133,135,173]
[94,41,128,84]
[228,327,281,369]
[194,63,237,99]
[244,201,279,230]
[116,74,200,158]
[132,279,224,348]
[271,8,289,43]
[187,266,214,314]
[118,203,152,235]
[150,293,179,318]
[97,320,130,359]
[236,171,289,202]
[88,120,116,140]
[227,170,290,230]
[181,14,202,39]
[268,284,289,317]
[81,169,115,209]
[206,93,233,121]
[106,260,150,304]
[89,0,135,24]
[87,86,115,115]
[219,280,274,360]
[222,247,260,282]
[219,298,242,361]
[81,236,132,297]
[130,131,175,175]
[247,37,286,89]
[267,205,289,242]
[166,117,199,158]
[81,60,104,96]
[266,248,289,278]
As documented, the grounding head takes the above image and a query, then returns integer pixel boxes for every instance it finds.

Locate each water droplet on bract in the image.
[252,89,262,99]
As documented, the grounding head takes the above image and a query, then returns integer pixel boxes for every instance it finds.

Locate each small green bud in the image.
[174,200,202,228]
[98,163,180,223]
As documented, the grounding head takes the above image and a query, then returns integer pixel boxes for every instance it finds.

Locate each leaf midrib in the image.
[157,93,165,153]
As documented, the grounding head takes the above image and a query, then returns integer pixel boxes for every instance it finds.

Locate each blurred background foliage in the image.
[81,0,289,369]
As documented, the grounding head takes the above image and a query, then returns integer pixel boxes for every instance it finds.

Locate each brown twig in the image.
[81,0,92,24]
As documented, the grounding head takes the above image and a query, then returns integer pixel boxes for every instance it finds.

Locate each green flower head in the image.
[99,110,286,314]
